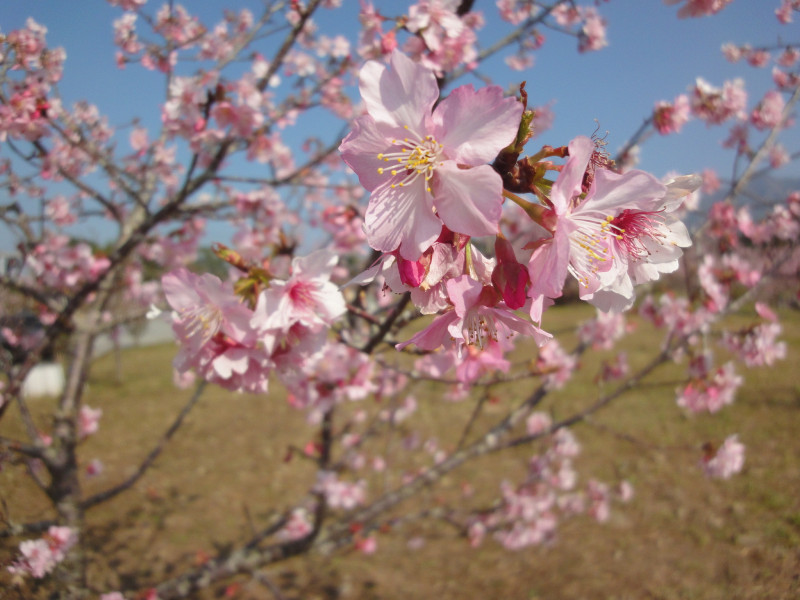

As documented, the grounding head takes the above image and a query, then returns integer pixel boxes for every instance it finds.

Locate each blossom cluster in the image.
[7,527,77,580]
[467,421,631,550]
[339,51,699,360]
[162,250,346,394]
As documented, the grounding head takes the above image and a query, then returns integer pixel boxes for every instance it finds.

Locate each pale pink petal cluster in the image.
[664,0,734,18]
[703,434,745,479]
[577,310,626,350]
[78,405,102,438]
[277,508,313,541]
[535,340,576,389]
[25,234,110,291]
[397,275,551,354]
[250,250,346,334]
[722,322,787,367]
[653,94,691,135]
[315,471,367,510]
[689,77,747,124]
[403,3,482,75]
[7,526,77,579]
[163,268,272,393]
[750,89,787,130]
[526,136,696,313]
[281,342,375,422]
[676,362,742,413]
[340,50,522,260]
[775,0,799,24]
[578,8,607,53]
[471,428,621,550]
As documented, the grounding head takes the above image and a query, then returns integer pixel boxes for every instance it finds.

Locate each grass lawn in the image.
[2,303,800,599]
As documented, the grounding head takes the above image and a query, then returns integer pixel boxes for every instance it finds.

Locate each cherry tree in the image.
[0,0,798,598]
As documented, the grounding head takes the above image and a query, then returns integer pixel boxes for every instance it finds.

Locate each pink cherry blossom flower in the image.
[315,471,367,510]
[721,42,743,62]
[701,168,721,194]
[162,268,273,393]
[664,0,734,18]
[281,342,375,422]
[689,77,747,124]
[597,174,697,310]
[769,143,791,168]
[722,322,787,367]
[750,89,786,130]
[578,8,607,53]
[586,479,610,522]
[78,405,102,438]
[416,339,511,384]
[250,250,345,334]
[597,351,629,383]
[745,48,771,68]
[775,0,796,23]
[526,412,552,436]
[578,310,626,350]
[163,268,255,354]
[703,434,745,479]
[355,534,378,554]
[86,458,104,478]
[527,136,695,312]
[339,50,522,259]
[777,47,800,67]
[653,94,690,135]
[7,526,77,579]
[406,0,464,52]
[676,362,742,413]
[397,275,551,353]
[278,508,313,541]
[497,0,538,25]
[8,539,57,579]
[535,340,576,389]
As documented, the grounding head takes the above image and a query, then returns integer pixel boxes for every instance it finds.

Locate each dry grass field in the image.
[2,304,800,599]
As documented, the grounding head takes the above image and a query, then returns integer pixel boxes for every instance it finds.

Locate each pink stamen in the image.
[610,209,666,258]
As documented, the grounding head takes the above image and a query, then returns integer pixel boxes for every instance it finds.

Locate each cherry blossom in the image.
[750,89,787,130]
[676,362,742,413]
[162,268,273,393]
[339,50,522,259]
[78,405,102,438]
[250,250,345,334]
[397,274,551,353]
[653,94,691,134]
[535,340,576,389]
[7,526,77,579]
[315,471,367,510]
[689,77,747,124]
[526,136,696,312]
[665,0,734,19]
[703,434,745,479]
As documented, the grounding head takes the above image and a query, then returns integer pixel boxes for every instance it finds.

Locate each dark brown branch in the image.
[81,381,206,509]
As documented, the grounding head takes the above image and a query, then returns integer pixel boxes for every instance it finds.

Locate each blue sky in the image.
[0,1,796,248]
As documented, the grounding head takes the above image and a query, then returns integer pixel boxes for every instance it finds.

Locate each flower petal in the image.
[433,162,502,238]
[432,84,522,165]
[585,169,666,215]
[551,136,594,214]
[339,115,404,192]
[527,227,570,299]
[445,275,483,319]
[365,178,441,260]
[396,311,458,351]
[359,50,438,132]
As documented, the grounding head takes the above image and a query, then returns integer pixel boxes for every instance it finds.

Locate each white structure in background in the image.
[22,362,66,398]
